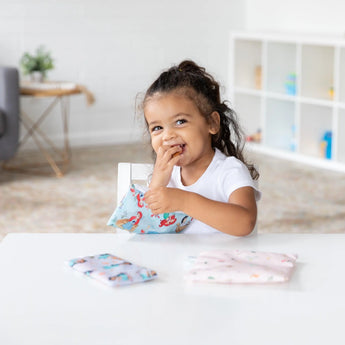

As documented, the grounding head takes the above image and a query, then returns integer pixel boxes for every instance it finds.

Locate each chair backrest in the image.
[117,162,153,205]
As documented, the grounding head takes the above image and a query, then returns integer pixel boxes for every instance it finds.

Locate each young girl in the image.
[143,60,261,236]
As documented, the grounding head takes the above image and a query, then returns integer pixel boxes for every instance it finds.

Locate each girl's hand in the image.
[145,187,184,215]
[149,145,182,188]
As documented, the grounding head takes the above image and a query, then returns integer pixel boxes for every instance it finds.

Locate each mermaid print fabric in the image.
[107,184,192,234]
[185,250,298,284]
[67,253,157,287]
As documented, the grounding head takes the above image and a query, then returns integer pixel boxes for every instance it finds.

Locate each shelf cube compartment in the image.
[234,39,262,90]
[264,99,295,151]
[299,104,333,159]
[301,45,334,100]
[337,109,345,163]
[233,93,262,140]
[338,48,345,103]
[267,42,297,95]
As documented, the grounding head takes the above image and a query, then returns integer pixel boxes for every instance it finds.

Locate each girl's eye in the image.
[151,126,162,133]
[176,119,187,126]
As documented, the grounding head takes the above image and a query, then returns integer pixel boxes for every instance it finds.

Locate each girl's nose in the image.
[162,127,176,143]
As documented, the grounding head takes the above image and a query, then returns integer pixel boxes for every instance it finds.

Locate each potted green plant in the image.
[20,45,54,82]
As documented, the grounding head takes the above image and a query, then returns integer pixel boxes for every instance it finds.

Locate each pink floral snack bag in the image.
[185,249,298,284]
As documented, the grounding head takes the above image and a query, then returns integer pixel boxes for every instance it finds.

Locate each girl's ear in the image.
[208,111,220,135]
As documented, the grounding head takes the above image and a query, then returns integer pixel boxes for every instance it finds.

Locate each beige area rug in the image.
[1,143,344,241]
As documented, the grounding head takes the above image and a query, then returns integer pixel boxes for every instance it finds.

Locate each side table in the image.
[2,82,94,177]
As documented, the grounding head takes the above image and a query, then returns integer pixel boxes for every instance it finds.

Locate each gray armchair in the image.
[0,66,19,161]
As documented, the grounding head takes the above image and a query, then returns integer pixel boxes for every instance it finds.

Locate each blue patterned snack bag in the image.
[107,184,192,234]
[67,253,157,287]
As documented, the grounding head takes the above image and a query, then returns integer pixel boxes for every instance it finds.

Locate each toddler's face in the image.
[144,93,217,167]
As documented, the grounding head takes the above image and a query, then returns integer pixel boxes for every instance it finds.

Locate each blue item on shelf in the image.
[322,131,332,159]
[285,73,296,96]
[290,125,297,151]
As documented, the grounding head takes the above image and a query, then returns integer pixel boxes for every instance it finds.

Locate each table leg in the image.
[2,95,72,178]
[60,96,71,167]
[19,97,59,148]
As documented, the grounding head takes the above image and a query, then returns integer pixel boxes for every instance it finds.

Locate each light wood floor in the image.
[1,143,344,241]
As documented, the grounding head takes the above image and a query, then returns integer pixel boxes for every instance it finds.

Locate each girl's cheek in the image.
[151,138,160,152]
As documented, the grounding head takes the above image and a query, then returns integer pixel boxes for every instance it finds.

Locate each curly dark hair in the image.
[143,60,259,180]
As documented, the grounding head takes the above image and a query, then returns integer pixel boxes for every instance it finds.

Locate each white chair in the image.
[117,162,153,205]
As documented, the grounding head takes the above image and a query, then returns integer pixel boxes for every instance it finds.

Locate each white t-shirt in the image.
[167,148,261,234]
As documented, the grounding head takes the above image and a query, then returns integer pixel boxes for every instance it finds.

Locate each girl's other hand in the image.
[149,145,182,188]
[145,187,184,215]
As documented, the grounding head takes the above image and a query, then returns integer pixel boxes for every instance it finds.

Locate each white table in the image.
[1,233,344,345]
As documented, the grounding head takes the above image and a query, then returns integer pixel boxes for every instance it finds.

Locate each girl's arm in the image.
[144,186,257,236]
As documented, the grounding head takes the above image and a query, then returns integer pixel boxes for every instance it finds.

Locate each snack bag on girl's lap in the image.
[107,184,192,234]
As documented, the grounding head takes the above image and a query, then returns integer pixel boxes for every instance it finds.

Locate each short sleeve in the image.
[218,157,261,202]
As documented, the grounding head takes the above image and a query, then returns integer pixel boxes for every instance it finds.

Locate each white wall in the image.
[246,0,345,34]
[0,0,245,148]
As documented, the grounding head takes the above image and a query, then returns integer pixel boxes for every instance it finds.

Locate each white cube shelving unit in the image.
[229,32,345,172]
